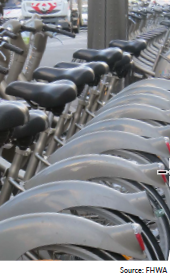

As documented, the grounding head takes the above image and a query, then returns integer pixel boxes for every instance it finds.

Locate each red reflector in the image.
[161,174,167,183]
[135,233,145,251]
[166,142,170,154]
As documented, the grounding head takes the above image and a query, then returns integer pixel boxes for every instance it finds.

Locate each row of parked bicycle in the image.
[0,4,169,260]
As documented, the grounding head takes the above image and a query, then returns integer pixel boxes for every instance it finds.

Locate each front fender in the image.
[118,85,170,100]
[0,213,145,260]
[68,119,165,141]
[25,155,166,189]
[158,125,170,138]
[97,94,170,115]
[0,181,155,221]
[87,104,170,125]
[47,131,170,163]
[121,79,170,91]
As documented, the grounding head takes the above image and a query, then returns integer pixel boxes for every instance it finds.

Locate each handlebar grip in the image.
[3,42,24,55]
[43,24,58,32]
[21,25,36,33]
[43,24,75,38]
[0,65,8,75]
[1,30,17,39]
[56,28,76,38]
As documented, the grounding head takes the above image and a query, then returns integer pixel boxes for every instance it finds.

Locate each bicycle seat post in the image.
[0,147,30,206]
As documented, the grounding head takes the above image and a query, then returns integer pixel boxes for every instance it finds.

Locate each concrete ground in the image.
[40,30,87,67]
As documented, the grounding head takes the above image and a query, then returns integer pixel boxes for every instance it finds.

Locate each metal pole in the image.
[88,0,128,49]
[78,0,82,25]
[70,0,73,10]
[0,148,28,206]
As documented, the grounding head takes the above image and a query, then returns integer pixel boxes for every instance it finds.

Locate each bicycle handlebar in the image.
[0,65,8,75]
[56,28,76,38]
[43,24,58,33]
[43,24,76,38]
[1,30,17,39]
[21,25,36,33]
[2,42,24,55]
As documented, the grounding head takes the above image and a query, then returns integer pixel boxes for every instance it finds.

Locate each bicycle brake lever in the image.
[52,34,63,45]
[0,41,7,61]
[0,51,6,61]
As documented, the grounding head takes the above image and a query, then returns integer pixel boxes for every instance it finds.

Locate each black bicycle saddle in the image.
[12,110,49,140]
[0,101,29,131]
[54,61,109,77]
[33,66,95,87]
[73,48,123,70]
[109,39,147,57]
[6,80,77,115]
[129,13,143,20]
[0,101,29,145]
[164,13,170,19]
[160,20,170,28]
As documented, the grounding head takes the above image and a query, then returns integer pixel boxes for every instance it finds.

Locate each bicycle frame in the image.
[0,16,47,99]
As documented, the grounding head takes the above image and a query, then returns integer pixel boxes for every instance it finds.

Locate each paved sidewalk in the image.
[40,31,87,67]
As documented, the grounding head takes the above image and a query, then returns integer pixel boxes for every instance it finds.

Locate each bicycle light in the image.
[132,224,145,252]
[157,162,167,183]
[164,137,170,154]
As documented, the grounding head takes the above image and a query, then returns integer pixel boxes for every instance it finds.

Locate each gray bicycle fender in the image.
[114,86,170,101]
[25,155,166,190]
[68,119,168,142]
[158,125,170,138]
[121,79,170,91]
[97,94,170,115]
[0,181,155,221]
[87,104,170,125]
[0,213,145,260]
[47,131,170,163]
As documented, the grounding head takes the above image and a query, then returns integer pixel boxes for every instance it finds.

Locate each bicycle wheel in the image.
[66,207,165,260]
[90,177,170,260]
[108,149,170,219]
[111,210,166,261]
[105,149,170,217]
[110,149,169,183]
[20,245,125,261]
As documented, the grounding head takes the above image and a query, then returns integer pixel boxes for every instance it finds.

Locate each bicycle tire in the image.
[69,206,164,260]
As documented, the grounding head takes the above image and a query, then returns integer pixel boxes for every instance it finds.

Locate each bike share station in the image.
[0,0,169,265]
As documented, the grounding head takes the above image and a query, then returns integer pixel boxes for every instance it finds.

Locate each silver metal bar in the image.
[8,177,25,192]
[0,148,25,205]
[35,153,51,166]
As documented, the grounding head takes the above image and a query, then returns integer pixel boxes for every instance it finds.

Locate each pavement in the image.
[40,30,87,67]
